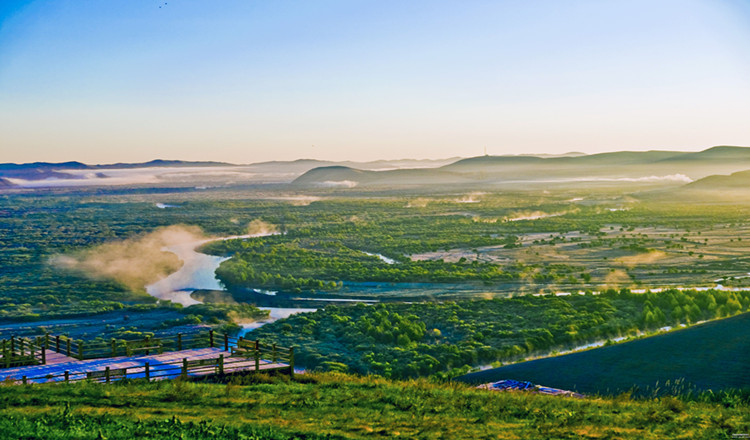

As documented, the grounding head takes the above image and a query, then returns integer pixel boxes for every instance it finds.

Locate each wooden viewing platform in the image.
[0,331,294,385]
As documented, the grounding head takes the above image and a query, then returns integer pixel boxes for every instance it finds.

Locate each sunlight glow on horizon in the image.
[1,0,749,164]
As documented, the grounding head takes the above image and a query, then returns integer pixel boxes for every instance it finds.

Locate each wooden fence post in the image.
[209,330,214,348]
[255,349,260,371]
[66,338,71,357]
[10,336,15,356]
[78,341,84,360]
[64,371,69,383]
[22,376,27,385]
[224,334,229,351]
[56,335,60,353]
[177,333,182,351]
[145,336,151,355]
[145,362,150,381]
[105,367,111,384]
[272,343,277,363]
[45,333,50,350]
[2,340,8,368]
[41,346,46,365]
[218,354,224,375]
[111,339,117,357]
[182,358,188,379]
[289,346,295,378]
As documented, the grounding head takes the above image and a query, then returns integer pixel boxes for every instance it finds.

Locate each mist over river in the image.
[145,232,276,306]
[144,231,319,333]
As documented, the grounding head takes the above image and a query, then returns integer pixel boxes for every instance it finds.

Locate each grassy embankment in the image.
[459,311,750,396]
[0,372,748,439]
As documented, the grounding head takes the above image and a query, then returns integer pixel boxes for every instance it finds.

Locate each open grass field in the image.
[0,372,748,439]
[458,311,750,396]
[409,219,750,292]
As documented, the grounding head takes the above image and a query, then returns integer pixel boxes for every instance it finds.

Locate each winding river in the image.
[145,232,275,306]
[144,232,316,333]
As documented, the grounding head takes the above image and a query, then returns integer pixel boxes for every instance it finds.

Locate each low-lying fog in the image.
[7,166,299,188]
[52,220,279,306]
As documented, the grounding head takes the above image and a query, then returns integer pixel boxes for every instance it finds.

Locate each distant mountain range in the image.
[0,158,460,184]
[3,146,750,190]
[0,160,231,181]
[293,146,750,188]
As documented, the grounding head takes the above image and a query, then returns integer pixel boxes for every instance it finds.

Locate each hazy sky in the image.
[1,0,750,164]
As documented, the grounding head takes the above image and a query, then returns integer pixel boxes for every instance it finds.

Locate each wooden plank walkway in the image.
[0,347,289,384]
[45,351,79,365]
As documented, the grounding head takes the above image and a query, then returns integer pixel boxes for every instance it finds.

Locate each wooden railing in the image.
[6,340,295,385]
[231,337,295,374]
[1,330,295,385]
[45,331,213,361]
[0,336,46,368]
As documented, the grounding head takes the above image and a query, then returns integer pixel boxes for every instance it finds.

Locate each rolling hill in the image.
[657,145,750,163]
[644,167,750,202]
[293,145,750,189]
[291,165,470,187]
[682,169,750,190]
[458,312,750,395]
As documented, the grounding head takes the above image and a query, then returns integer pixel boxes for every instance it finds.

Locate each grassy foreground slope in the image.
[0,373,748,439]
[460,312,750,395]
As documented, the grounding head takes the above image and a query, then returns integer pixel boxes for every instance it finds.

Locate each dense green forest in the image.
[212,236,521,292]
[0,372,747,439]
[249,288,750,379]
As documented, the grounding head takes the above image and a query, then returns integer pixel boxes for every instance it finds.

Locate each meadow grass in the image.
[0,372,747,439]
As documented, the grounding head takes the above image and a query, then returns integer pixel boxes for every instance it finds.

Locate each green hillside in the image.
[0,372,747,439]
[683,169,750,190]
[459,312,750,395]
[291,165,469,187]
[658,146,750,162]
[291,146,750,188]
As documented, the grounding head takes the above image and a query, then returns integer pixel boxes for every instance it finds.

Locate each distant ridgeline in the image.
[292,146,750,189]
[0,160,229,182]
[3,146,750,191]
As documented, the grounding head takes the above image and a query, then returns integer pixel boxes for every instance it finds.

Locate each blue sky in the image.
[1,0,749,163]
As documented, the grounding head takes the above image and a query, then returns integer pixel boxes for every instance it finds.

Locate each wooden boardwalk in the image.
[0,331,294,385]
[0,347,290,385]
